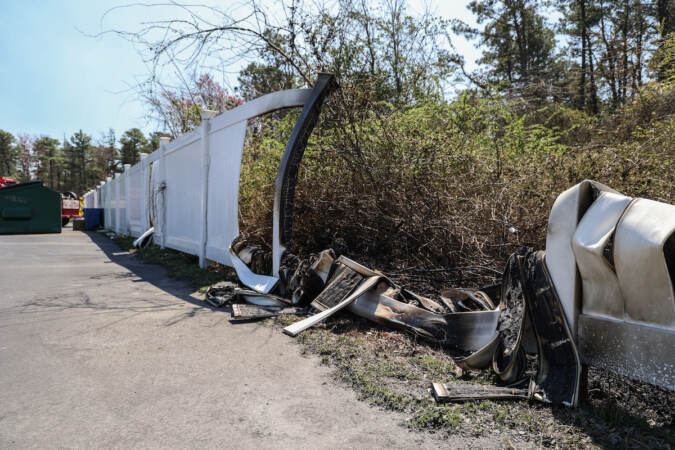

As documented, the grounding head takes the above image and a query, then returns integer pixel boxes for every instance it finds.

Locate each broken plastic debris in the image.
[231,304,306,320]
[432,381,531,403]
[133,227,154,248]
[204,178,673,406]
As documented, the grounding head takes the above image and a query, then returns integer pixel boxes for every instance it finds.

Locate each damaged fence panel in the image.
[544,180,619,338]
[520,251,581,406]
[571,191,634,320]
[90,73,337,295]
[348,291,500,353]
[283,275,382,336]
[231,304,306,320]
[578,197,675,390]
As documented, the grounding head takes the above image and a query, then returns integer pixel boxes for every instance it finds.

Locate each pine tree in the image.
[68,130,92,193]
[119,128,148,166]
[103,128,119,177]
[33,136,61,189]
[463,0,559,86]
[15,135,33,182]
[0,130,17,177]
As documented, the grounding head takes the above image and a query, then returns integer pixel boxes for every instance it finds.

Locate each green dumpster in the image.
[0,181,62,234]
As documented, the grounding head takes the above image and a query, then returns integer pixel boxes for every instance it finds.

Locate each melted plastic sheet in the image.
[546,181,675,391]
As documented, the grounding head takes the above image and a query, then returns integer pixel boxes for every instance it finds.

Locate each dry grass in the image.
[270,313,675,448]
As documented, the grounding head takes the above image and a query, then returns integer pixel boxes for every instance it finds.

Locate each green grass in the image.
[411,404,462,430]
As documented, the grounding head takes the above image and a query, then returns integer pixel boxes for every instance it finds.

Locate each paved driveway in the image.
[0,229,438,448]
[0,229,462,448]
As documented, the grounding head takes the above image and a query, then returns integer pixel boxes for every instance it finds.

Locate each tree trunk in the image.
[511,7,528,82]
[658,0,673,38]
[586,33,599,114]
[600,9,619,107]
[620,0,629,101]
[657,0,674,80]
[579,0,587,110]
[634,2,643,89]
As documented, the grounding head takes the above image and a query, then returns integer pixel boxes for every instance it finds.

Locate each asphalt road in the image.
[1,228,443,449]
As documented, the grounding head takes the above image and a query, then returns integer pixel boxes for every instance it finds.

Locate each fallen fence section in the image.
[209,243,581,406]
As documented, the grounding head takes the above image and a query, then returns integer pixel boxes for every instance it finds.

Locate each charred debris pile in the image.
[205,242,581,407]
[199,177,675,409]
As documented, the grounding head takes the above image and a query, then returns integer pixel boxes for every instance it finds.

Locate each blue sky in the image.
[0,1,480,143]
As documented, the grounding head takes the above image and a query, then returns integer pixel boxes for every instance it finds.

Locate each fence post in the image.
[105,177,111,230]
[115,173,121,234]
[199,109,217,268]
[97,181,104,209]
[124,164,131,235]
[141,154,149,234]
[159,136,170,249]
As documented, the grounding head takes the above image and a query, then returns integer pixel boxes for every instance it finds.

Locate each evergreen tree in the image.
[103,128,120,177]
[119,128,147,166]
[145,131,169,153]
[68,130,92,193]
[0,130,17,177]
[463,0,559,86]
[15,135,33,182]
[33,136,61,189]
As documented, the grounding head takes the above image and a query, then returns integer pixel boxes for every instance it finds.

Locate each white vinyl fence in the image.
[83,80,332,280]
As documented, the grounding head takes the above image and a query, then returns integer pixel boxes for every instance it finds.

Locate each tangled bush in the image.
[237,81,675,285]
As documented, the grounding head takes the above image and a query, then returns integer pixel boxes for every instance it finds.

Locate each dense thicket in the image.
[230,0,675,276]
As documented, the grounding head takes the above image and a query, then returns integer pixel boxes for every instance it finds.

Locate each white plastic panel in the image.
[118,173,127,234]
[545,180,618,336]
[127,166,144,237]
[164,138,202,254]
[614,198,675,330]
[83,190,96,208]
[209,89,310,133]
[149,160,165,245]
[107,183,113,228]
[204,121,247,267]
[572,191,633,320]
[103,184,110,228]
[109,177,118,232]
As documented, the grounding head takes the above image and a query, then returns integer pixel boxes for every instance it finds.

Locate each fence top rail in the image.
[113,88,312,176]
[165,127,201,156]
[126,163,143,174]
[209,88,312,134]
